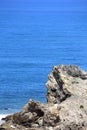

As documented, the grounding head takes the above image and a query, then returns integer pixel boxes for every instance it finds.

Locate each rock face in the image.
[1,65,87,130]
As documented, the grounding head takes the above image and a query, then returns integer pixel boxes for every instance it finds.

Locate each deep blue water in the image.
[0,0,87,114]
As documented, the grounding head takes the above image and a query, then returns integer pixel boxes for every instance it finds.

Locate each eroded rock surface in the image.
[1,65,87,130]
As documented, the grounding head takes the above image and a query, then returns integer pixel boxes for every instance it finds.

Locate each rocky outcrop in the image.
[46,65,87,104]
[1,65,87,130]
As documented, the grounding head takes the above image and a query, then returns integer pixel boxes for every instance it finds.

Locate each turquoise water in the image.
[0,0,87,114]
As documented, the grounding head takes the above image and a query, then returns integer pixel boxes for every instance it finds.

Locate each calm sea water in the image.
[0,0,87,114]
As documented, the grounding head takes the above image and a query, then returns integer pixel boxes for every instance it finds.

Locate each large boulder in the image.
[1,65,87,130]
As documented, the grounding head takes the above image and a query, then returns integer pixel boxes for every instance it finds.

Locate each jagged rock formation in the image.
[1,65,87,130]
[46,65,87,104]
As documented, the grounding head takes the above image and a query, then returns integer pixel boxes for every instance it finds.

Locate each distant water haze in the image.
[0,0,87,114]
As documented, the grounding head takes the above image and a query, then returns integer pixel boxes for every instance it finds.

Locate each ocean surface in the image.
[0,0,87,115]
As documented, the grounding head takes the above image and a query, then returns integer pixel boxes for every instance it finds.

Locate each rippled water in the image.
[0,0,87,114]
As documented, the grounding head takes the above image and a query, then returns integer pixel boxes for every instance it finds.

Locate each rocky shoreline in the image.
[1,65,87,130]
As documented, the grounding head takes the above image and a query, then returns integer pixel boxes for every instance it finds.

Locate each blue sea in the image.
[0,0,87,114]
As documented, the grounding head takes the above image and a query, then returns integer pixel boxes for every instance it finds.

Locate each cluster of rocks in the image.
[1,65,87,130]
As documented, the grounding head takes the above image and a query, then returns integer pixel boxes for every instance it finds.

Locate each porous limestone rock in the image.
[1,65,87,130]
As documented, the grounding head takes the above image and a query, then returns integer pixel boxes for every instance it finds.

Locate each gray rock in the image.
[46,65,87,104]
